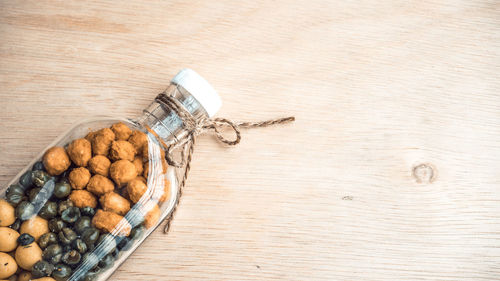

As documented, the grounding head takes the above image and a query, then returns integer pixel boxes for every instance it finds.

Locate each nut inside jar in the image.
[1,121,177,281]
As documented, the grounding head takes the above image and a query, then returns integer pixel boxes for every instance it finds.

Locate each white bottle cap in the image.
[171,68,222,117]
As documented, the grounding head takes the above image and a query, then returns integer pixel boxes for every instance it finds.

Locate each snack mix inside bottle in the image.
[0,69,221,281]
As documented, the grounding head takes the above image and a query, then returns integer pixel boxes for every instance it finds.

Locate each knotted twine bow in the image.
[154,93,295,234]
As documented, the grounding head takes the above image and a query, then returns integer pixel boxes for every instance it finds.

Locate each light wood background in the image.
[1,1,499,280]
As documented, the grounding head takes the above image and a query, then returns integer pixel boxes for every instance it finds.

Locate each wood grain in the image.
[1,1,499,280]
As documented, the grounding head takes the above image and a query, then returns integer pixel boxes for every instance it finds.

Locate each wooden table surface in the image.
[1,1,499,280]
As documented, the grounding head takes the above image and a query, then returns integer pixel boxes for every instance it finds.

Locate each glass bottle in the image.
[0,69,221,281]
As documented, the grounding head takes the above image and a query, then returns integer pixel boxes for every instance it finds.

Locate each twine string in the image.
[154,93,295,234]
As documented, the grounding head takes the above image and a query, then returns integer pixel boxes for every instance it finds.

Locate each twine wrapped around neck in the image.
[154,93,295,234]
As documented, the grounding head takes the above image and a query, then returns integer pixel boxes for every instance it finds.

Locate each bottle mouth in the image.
[171,69,222,117]
[140,82,210,148]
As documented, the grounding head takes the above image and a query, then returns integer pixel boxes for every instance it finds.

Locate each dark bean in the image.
[80,206,95,217]
[9,184,26,195]
[61,207,80,224]
[6,185,26,207]
[17,201,36,221]
[58,228,77,245]
[32,161,44,171]
[83,267,101,281]
[39,201,58,220]
[7,183,26,193]
[19,171,33,189]
[98,253,115,269]
[28,188,42,202]
[62,245,72,253]
[81,227,99,247]
[61,250,81,265]
[82,263,101,281]
[58,200,74,216]
[81,253,99,269]
[48,253,63,265]
[17,233,35,246]
[32,170,50,188]
[58,177,69,184]
[7,275,16,281]
[9,219,21,231]
[6,184,26,206]
[32,260,54,278]
[48,218,66,233]
[7,183,26,194]
[38,232,58,249]
[72,238,87,254]
[52,263,72,281]
[43,244,62,262]
[15,201,35,220]
[6,192,25,207]
[116,236,132,251]
[74,216,91,234]
[130,225,145,241]
[95,234,116,256]
[54,182,72,199]
[111,247,120,259]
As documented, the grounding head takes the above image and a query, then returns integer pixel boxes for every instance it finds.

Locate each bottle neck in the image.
[135,84,209,146]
